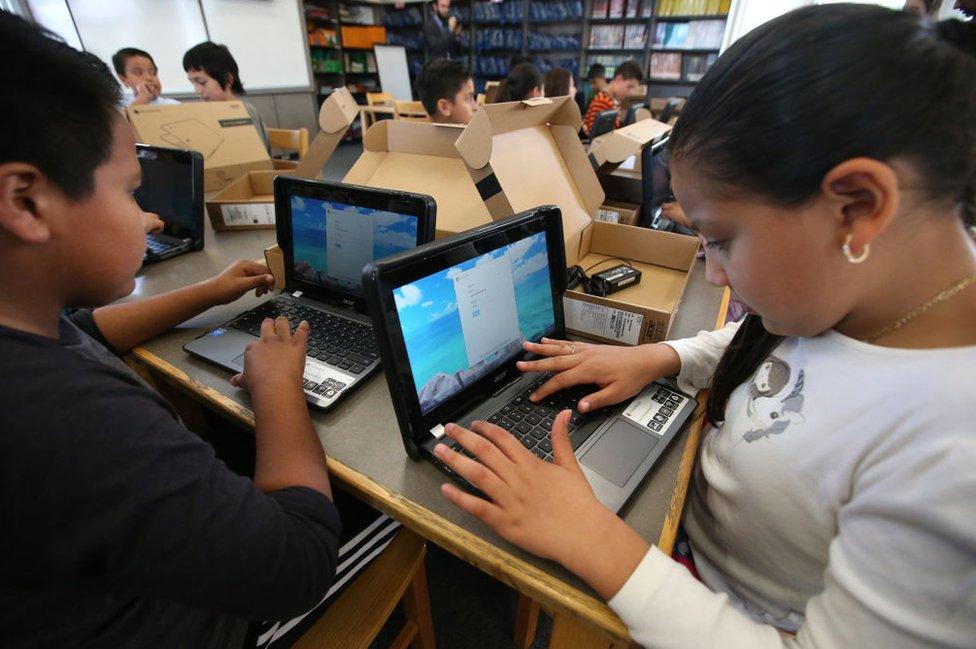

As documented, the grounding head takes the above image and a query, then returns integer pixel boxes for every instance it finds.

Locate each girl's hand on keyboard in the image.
[203,260,275,305]
[517,339,681,413]
[230,316,308,397]
[435,412,650,600]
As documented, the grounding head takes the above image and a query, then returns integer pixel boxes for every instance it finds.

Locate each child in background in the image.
[495,62,543,102]
[415,58,478,124]
[434,5,976,648]
[0,14,341,646]
[112,47,180,107]
[584,62,607,106]
[582,59,642,135]
[182,42,269,151]
[543,67,576,98]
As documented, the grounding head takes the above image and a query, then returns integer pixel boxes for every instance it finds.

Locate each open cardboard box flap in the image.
[206,89,358,231]
[343,120,491,238]
[588,118,671,169]
[454,96,604,262]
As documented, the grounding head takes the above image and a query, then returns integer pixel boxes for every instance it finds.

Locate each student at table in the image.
[0,13,341,647]
[434,5,976,647]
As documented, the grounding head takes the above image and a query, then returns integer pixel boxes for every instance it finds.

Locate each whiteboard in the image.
[66,0,208,95]
[26,0,83,50]
[374,45,412,102]
[200,0,311,91]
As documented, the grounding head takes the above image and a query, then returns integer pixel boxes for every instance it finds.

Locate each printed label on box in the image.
[596,208,621,223]
[220,203,275,226]
[563,297,643,345]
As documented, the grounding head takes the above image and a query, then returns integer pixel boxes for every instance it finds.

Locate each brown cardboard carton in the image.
[596,200,640,226]
[455,99,695,346]
[588,117,671,206]
[454,96,605,264]
[127,100,272,192]
[204,89,360,231]
[565,221,699,345]
[343,120,492,239]
[264,244,286,290]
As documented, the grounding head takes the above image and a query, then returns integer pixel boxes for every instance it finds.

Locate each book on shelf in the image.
[625,0,639,19]
[589,24,625,49]
[623,23,647,49]
[653,18,724,48]
[681,52,717,81]
[656,0,730,16]
[592,0,610,19]
[608,0,625,19]
[649,51,682,80]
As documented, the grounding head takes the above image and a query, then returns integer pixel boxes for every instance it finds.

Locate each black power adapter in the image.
[566,258,642,297]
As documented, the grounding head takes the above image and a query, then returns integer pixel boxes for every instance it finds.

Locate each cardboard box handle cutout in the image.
[293,88,359,179]
[264,245,285,291]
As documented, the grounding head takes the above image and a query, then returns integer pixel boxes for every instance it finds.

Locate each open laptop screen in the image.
[135,145,201,240]
[394,231,556,414]
[291,195,419,295]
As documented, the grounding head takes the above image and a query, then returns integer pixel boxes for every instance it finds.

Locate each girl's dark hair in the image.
[664,5,976,423]
[543,67,572,98]
[182,42,245,95]
[496,63,542,102]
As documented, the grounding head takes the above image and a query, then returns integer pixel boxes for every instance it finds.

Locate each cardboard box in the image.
[565,222,699,345]
[343,120,492,239]
[455,97,695,345]
[596,200,640,226]
[204,89,360,231]
[127,100,272,192]
[589,116,671,195]
[455,96,605,265]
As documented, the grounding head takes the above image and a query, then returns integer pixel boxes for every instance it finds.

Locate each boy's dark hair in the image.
[665,4,976,424]
[585,63,606,81]
[508,54,532,69]
[612,59,643,82]
[111,47,155,77]
[0,12,120,200]
[78,51,122,92]
[182,42,245,95]
[416,58,471,116]
[496,62,542,102]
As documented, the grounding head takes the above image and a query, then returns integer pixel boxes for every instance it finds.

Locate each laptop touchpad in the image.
[231,353,245,371]
[580,419,658,487]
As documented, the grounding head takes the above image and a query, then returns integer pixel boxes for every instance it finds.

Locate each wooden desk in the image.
[124,216,727,648]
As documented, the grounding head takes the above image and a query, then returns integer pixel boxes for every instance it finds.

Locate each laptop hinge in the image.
[491,374,521,398]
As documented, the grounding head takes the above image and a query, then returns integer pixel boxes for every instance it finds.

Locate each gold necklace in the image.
[866,273,976,342]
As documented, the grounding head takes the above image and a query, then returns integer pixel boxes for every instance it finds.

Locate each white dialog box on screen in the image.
[326,204,374,287]
[454,253,521,367]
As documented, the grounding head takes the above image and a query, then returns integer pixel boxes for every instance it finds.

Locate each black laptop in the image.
[184,177,436,411]
[135,144,205,265]
[362,206,696,512]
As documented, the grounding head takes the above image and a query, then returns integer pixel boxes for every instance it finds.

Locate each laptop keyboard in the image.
[446,376,603,464]
[227,297,379,378]
[146,235,178,255]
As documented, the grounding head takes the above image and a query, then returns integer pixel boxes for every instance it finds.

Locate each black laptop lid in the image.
[274,177,436,311]
[134,144,204,242]
[362,207,566,457]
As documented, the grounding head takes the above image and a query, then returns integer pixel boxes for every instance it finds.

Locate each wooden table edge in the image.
[129,346,633,642]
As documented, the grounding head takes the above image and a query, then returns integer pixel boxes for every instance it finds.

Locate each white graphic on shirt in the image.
[743,357,805,442]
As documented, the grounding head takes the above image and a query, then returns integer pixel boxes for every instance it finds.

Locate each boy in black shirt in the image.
[0,13,341,647]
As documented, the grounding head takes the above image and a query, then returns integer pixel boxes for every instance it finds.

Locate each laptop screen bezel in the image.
[364,207,567,447]
[135,143,205,243]
[274,177,436,312]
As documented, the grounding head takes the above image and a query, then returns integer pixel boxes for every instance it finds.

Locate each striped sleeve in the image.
[583,91,615,135]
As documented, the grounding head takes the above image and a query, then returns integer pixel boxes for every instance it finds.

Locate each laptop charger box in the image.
[453,96,697,345]
[204,89,360,231]
[127,100,272,193]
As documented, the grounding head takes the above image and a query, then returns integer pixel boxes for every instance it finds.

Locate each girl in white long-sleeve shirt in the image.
[430,5,976,648]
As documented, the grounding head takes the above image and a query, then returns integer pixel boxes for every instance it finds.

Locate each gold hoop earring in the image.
[842,234,870,264]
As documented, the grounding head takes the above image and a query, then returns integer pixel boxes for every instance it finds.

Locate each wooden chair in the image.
[484,81,502,104]
[266,127,310,160]
[476,93,486,106]
[361,91,397,131]
[294,528,436,649]
[394,100,429,122]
